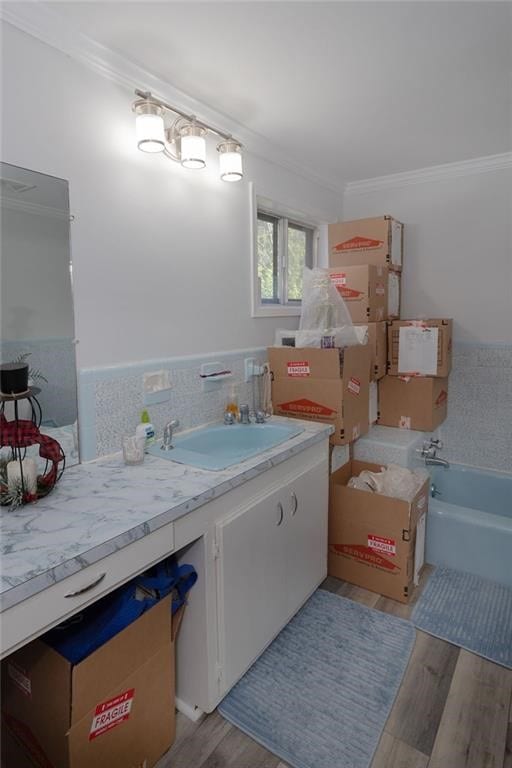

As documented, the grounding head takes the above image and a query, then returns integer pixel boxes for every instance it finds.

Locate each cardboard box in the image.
[387,319,453,377]
[327,265,388,323]
[369,380,378,425]
[328,460,429,602]
[1,596,180,768]
[268,345,371,445]
[378,375,448,431]
[354,321,387,380]
[328,216,403,271]
[388,269,401,320]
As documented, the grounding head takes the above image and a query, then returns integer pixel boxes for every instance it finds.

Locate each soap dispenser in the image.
[136,409,155,447]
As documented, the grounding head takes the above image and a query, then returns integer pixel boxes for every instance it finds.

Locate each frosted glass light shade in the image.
[180,124,207,169]
[135,103,165,153]
[218,141,243,182]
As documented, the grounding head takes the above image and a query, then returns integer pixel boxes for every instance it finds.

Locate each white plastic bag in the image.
[299,267,353,331]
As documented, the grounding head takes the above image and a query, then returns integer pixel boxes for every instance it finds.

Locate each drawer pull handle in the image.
[291,492,298,516]
[65,572,106,597]
[276,502,284,526]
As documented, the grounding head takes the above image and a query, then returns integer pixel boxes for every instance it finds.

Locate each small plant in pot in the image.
[11,352,48,389]
[0,353,48,421]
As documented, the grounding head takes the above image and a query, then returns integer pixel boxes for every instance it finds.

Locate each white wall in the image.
[1,23,341,368]
[344,167,512,343]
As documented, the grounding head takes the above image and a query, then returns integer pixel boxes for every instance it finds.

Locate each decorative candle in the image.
[7,458,38,494]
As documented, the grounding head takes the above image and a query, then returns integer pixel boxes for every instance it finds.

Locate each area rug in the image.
[412,567,512,669]
[218,589,415,768]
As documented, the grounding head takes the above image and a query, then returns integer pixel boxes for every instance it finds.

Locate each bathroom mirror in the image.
[0,162,79,466]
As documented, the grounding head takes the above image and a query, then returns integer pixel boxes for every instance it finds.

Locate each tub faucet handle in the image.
[430,438,443,449]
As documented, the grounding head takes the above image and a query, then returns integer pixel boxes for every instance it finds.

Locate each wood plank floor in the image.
[157,567,512,768]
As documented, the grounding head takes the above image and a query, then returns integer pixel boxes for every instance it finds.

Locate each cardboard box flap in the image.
[71,596,172,725]
[2,642,71,768]
[68,645,173,768]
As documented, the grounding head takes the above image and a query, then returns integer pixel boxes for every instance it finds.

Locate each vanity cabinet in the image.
[1,431,330,720]
[214,456,327,696]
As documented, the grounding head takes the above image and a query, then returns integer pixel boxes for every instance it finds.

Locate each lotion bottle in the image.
[135,409,155,447]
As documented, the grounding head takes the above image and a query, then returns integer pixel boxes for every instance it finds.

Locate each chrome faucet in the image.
[239,404,251,424]
[425,456,450,468]
[161,418,179,451]
[419,438,449,468]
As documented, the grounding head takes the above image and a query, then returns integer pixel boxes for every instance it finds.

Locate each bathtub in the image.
[426,464,512,588]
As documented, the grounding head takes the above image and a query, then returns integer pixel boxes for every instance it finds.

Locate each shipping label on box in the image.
[398,326,439,375]
[89,688,135,741]
[388,319,452,377]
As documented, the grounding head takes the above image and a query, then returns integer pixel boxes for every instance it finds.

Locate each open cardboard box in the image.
[268,345,371,445]
[329,460,429,603]
[1,596,182,768]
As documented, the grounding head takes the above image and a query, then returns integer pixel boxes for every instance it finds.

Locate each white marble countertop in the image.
[0,417,331,612]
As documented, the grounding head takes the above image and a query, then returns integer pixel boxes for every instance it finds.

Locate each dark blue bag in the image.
[44,556,197,664]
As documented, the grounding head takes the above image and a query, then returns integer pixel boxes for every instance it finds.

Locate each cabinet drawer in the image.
[1,522,175,659]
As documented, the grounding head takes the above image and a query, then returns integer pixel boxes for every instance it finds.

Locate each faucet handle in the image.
[430,438,443,449]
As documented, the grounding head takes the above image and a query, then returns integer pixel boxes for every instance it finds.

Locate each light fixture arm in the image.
[134,89,236,144]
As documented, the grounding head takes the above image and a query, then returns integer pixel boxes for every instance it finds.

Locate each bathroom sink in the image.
[147,421,304,471]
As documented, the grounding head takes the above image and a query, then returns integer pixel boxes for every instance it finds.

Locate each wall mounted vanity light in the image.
[133,89,244,182]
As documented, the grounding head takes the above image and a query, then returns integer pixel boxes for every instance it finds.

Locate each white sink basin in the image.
[147,421,304,470]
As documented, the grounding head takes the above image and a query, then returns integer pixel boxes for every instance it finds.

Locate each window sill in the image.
[251,305,302,319]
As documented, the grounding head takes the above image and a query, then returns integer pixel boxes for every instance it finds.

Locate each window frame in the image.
[250,188,320,318]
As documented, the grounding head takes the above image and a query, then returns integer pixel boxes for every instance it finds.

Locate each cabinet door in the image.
[284,459,328,616]
[216,486,288,693]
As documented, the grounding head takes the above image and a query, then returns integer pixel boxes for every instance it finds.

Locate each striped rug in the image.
[218,589,415,768]
[412,567,512,669]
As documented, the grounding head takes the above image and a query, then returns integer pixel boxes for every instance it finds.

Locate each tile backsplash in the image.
[439,343,512,473]
[78,348,267,461]
[78,342,512,473]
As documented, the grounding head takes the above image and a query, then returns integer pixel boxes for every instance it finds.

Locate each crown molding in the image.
[345,152,512,195]
[0,5,345,198]
[1,195,69,220]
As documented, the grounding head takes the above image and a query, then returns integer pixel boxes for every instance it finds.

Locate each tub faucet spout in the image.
[425,457,450,468]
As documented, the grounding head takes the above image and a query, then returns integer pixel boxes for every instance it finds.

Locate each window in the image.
[252,196,318,317]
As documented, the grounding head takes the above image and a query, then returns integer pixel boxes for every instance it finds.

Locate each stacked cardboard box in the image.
[268,345,371,446]
[379,319,452,431]
[328,216,404,429]
[328,215,403,323]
